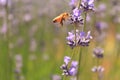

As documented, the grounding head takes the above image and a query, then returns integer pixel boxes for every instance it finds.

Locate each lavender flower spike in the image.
[66,30,80,48]
[81,0,95,11]
[73,8,82,17]
[70,8,84,24]
[93,47,104,58]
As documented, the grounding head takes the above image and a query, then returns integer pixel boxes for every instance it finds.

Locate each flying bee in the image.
[53,12,70,26]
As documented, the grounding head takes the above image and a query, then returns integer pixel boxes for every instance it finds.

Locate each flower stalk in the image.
[77,0,82,8]
[84,12,87,31]
[77,47,82,80]
[4,1,12,80]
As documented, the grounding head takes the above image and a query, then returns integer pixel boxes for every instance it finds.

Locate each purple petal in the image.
[64,56,71,65]
[80,31,85,37]
[71,61,78,67]
[69,67,77,76]
[73,8,82,17]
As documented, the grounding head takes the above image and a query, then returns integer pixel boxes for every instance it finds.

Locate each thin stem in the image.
[96,58,100,66]
[97,72,100,80]
[62,75,66,80]
[116,41,120,60]
[74,24,77,45]
[77,0,82,8]
[5,1,12,80]
[77,47,82,80]
[67,25,77,67]
[83,12,87,31]
[71,47,76,60]
[96,58,101,80]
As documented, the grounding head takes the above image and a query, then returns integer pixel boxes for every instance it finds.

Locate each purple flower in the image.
[66,30,80,48]
[66,30,92,48]
[93,47,104,58]
[64,56,71,65]
[98,3,106,12]
[68,61,78,76]
[0,0,7,6]
[95,22,108,33]
[81,0,94,11]
[73,8,82,17]
[69,0,77,9]
[71,61,78,67]
[92,66,104,80]
[70,8,84,25]
[68,66,77,76]
[91,66,104,72]
[78,31,92,46]
[60,56,78,76]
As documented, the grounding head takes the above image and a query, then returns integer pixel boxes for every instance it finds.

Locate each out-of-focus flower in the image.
[60,56,78,76]
[81,0,95,11]
[95,21,108,33]
[52,75,61,80]
[0,0,12,7]
[16,37,24,47]
[29,38,37,52]
[15,54,23,74]
[69,0,78,9]
[98,3,106,12]
[92,66,104,80]
[116,33,120,41]
[109,0,120,23]
[95,32,106,43]
[113,16,120,23]
[95,3,107,18]
[14,54,23,80]
[23,13,32,22]
[0,0,7,6]
[0,23,7,35]
[91,66,104,72]
[70,8,84,25]
[93,47,104,58]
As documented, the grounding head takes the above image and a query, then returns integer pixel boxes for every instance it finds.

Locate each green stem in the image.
[97,73,100,80]
[116,41,120,60]
[5,1,12,80]
[96,58,100,66]
[84,12,87,31]
[77,47,82,80]
[77,0,82,8]
[74,24,77,45]
[96,58,101,80]
[63,75,66,80]
[71,47,76,60]
[67,25,77,67]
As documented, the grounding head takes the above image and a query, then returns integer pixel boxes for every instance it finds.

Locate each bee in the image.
[53,12,70,26]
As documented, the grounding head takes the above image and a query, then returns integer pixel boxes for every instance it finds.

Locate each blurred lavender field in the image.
[0,0,120,80]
